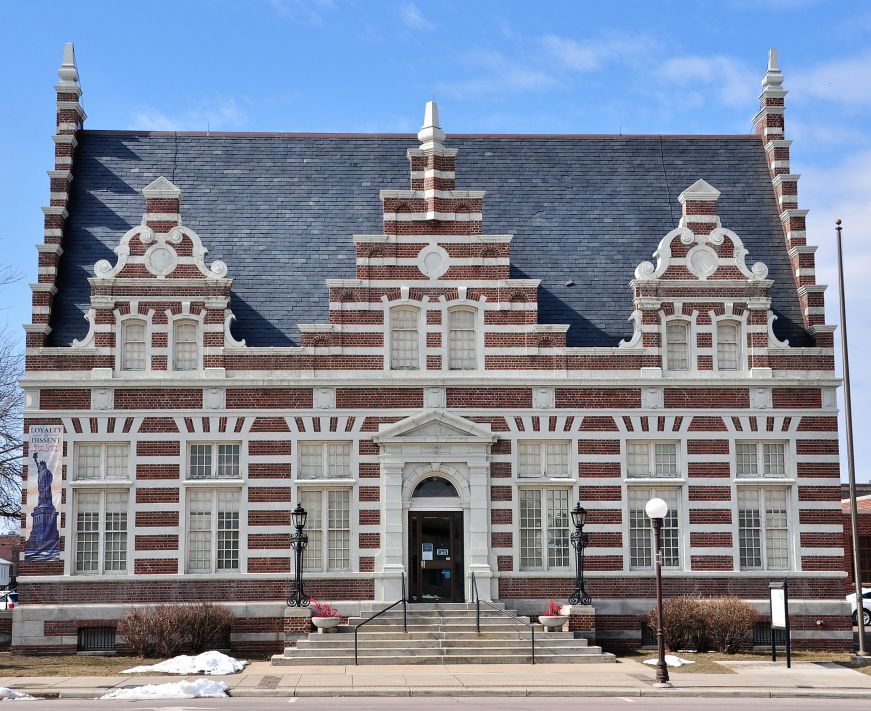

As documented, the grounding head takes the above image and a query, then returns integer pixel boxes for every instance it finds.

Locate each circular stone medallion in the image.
[145,244,178,277]
[416,244,451,279]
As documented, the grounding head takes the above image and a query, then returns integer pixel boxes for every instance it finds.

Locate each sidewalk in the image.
[2,659,871,699]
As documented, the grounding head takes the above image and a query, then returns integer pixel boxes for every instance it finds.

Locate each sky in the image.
[1,0,869,484]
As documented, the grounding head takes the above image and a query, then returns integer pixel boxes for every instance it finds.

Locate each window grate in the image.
[641,622,656,647]
[752,621,787,647]
[77,626,116,652]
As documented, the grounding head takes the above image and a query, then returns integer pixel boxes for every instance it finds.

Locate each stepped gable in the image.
[53,128,809,348]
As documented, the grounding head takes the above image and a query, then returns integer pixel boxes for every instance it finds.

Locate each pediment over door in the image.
[372,409,497,444]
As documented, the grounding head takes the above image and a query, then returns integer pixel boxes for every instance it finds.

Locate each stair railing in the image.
[353,572,407,665]
[469,571,535,664]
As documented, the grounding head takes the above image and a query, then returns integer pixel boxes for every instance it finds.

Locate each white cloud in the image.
[437,49,559,99]
[128,99,248,132]
[542,33,658,72]
[794,51,871,108]
[399,4,434,31]
[658,55,757,108]
[268,0,336,25]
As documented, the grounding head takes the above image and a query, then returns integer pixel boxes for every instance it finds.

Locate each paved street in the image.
[11,699,871,710]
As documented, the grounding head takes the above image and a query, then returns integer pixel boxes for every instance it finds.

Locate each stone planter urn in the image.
[312,616,341,633]
[538,615,568,631]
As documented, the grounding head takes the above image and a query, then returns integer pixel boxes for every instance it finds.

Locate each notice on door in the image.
[422,543,434,561]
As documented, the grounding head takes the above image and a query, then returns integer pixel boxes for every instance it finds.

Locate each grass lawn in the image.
[0,653,165,677]
[618,649,858,674]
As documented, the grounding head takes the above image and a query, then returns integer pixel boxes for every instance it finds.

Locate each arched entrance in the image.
[408,476,464,603]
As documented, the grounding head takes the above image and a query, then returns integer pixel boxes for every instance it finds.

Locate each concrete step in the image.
[272,652,616,665]
[297,638,589,650]
[305,631,583,642]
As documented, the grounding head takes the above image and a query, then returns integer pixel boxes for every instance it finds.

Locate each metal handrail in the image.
[469,571,535,664]
[353,573,407,665]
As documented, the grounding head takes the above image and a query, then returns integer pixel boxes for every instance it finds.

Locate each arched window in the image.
[716,320,740,371]
[448,307,477,370]
[665,321,689,372]
[390,307,419,370]
[173,320,199,371]
[413,476,459,498]
[121,320,146,371]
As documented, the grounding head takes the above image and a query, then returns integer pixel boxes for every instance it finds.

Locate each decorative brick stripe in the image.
[115,389,203,409]
[226,389,313,409]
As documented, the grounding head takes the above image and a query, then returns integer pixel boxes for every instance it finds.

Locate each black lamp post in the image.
[645,497,671,688]
[569,503,591,606]
[287,503,310,607]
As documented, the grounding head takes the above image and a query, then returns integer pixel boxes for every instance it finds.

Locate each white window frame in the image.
[734,440,791,480]
[446,305,479,371]
[73,441,131,481]
[185,488,241,574]
[516,440,572,479]
[186,442,243,480]
[627,486,683,571]
[296,441,354,481]
[440,297,484,371]
[625,440,681,479]
[517,486,572,571]
[387,304,423,371]
[117,315,150,372]
[737,486,792,571]
[662,315,693,373]
[295,487,353,573]
[73,489,130,575]
[714,317,743,371]
[169,315,202,372]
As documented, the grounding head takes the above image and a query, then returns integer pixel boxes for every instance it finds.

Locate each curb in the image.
[22,686,871,700]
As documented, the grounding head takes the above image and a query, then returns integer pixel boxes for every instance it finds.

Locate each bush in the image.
[647,596,708,652]
[704,597,757,653]
[118,603,234,658]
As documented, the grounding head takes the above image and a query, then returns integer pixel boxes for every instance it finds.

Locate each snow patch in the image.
[644,654,696,667]
[0,687,35,701]
[122,651,247,675]
[101,679,228,700]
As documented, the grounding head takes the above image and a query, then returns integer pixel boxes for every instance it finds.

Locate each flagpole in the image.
[835,218,867,656]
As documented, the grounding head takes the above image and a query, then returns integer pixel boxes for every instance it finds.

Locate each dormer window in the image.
[448,307,477,370]
[665,321,689,372]
[716,320,740,371]
[390,307,420,370]
[121,320,146,371]
[173,320,199,371]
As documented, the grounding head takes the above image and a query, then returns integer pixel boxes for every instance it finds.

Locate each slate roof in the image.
[51,132,812,348]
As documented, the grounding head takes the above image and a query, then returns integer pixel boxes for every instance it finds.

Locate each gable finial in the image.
[761,47,784,92]
[417,100,446,151]
[58,42,79,84]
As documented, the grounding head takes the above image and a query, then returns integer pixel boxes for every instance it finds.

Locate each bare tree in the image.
[0,266,23,523]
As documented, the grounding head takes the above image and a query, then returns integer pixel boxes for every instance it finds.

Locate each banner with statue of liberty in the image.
[24,425,63,562]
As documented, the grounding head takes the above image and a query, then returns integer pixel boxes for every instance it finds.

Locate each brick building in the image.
[15,45,851,654]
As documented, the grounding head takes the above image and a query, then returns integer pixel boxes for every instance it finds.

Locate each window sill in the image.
[625,477,687,484]
[516,478,575,486]
[69,479,133,488]
[183,478,244,488]
[295,478,355,486]
[735,478,795,484]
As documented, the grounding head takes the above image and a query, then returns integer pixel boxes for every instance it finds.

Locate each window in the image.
[716,321,741,370]
[75,442,130,480]
[738,488,789,570]
[121,320,146,371]
[519,488,570,569]
[626,442,679,478]
[187,443,241,479]
[298,442,352,480]
[517,441,570,478]
[74,490,128,574]
[77,626,116,652]
[665,321,689,371]
[390,307,419,370]
[628,488,680,569]
[187,489,240,573]
[298,489,350,572]
[173,320,199,371]
[735,442,788,478]
[448,308,477,370]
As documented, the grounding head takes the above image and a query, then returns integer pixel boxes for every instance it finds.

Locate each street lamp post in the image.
[287,503,310,607]
[646,497,671,688]
[835,219,867,656]
[569,503,592,605]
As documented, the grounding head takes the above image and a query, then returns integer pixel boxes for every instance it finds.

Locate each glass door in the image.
[408,511,464,602]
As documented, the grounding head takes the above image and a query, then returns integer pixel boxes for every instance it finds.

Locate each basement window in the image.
[77,626,116,653]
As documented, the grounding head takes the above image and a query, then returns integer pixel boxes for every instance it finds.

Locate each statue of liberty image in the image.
[24,451,61,561]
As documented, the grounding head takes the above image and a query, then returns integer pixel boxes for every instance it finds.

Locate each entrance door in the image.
[408,511,464,603]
